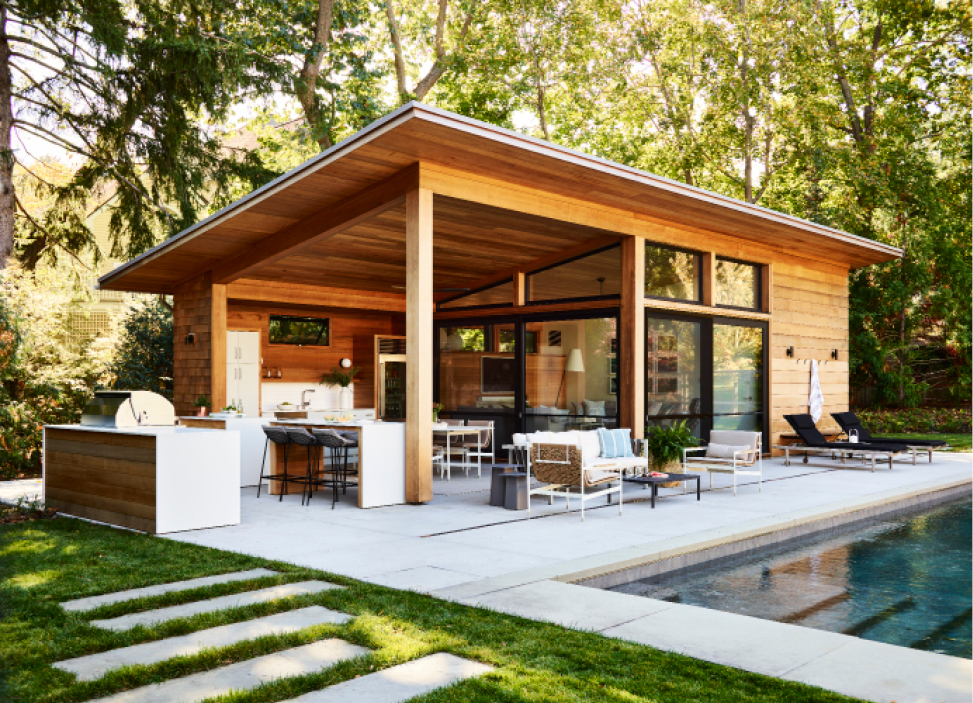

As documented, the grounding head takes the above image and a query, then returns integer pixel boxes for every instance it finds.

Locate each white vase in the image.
[338,386,352,410]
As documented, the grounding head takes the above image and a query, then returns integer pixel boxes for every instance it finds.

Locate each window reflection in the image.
[528,247,621,302]
[716,258,759,309]
[645,244,701,301]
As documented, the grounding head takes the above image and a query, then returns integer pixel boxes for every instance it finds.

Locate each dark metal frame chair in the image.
[258,426,308,501]
[285,428,320,506]
[311,429,356,508]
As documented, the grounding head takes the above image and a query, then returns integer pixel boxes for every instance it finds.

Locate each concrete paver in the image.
[61,569,278,612]
[281,652,494,703]
[87,638,367,703]
[91,581,341,631]
[56,606,351,681]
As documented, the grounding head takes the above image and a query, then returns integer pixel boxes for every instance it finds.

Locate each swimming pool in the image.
[610,499,972,658]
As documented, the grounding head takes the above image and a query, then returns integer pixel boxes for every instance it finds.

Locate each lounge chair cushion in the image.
[706,443,752,459]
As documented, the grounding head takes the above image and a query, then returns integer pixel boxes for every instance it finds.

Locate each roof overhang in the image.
[99,102,901,294]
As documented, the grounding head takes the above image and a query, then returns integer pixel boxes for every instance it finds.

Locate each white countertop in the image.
[269,419,387,428]
[46,424,230,436]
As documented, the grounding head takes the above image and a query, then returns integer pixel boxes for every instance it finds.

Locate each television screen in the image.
[481,356,516,394]
[268,315,330,346]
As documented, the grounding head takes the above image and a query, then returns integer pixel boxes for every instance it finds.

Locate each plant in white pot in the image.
[320,366,359,409]
[645,420,699,487]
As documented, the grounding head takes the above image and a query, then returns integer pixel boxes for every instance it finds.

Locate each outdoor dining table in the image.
[432,425,483,479]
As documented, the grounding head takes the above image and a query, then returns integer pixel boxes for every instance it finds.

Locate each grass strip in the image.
[0,516,864,703]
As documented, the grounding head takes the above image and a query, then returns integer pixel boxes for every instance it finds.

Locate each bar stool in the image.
[312,429,355,508]
[335,430,359,495]
[258,427,301,500]
[285,427,320,506]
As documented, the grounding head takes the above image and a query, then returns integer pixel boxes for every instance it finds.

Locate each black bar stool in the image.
[336,430,360,495]
[312,429,355,508]
[285,427,320,506]
[258,427,302,500]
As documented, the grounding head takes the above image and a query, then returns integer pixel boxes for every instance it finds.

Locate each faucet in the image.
[301,389,316,409]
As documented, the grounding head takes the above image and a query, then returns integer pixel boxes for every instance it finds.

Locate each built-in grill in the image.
[81,391,176,428]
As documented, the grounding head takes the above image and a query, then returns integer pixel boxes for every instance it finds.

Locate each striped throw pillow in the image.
[597,428,635,459]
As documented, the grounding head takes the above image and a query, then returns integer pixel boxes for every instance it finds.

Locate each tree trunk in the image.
[297,0,335,150]
[0,6,15,268]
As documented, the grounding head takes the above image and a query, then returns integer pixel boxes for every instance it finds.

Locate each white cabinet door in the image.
[238,331,260,365]
[226,331,239,364]
[237,364,260,418]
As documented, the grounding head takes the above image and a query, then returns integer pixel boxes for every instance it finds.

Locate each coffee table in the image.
[623,473,701,508]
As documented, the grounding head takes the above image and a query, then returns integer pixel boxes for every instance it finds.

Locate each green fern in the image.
[645,421,699,469]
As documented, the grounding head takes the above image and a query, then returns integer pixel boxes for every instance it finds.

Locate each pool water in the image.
[611,499,972,658]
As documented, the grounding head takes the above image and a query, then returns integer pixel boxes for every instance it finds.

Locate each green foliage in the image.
[857,407,971,435]
[645,420,699,469]
[111,299,173,400]
[193,394,210,409]
[320,365,360,388]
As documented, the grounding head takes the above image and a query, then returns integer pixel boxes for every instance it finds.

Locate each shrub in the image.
[645,420,699,469]
[857,407,972,435]
[111,299,173,399]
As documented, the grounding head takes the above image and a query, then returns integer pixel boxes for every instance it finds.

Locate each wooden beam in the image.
[620,237,645,439]
[435,234,619,303]
[513,271,526,306]
[210,164,420,284]
[761,263,773,314]
[405,188,434,503]
[211,282,227,410]
[701,252,716,306]
[227,279,406,312]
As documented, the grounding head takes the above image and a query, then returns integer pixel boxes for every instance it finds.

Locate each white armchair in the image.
[683,430,762,496]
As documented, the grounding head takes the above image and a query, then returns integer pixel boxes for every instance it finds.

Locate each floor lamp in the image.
[554,349,585,410]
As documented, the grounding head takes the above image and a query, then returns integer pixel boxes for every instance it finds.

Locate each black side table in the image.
[622,473,701,508]
[488,463,523,507]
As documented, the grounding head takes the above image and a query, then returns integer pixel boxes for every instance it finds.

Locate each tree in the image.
[4,0,282,269]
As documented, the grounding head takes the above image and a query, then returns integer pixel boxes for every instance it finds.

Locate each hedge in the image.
[856,407,972,435]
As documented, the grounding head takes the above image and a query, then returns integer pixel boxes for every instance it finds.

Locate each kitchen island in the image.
[178,416,268,486]
[43,425,240,533]
[267,420,405,508]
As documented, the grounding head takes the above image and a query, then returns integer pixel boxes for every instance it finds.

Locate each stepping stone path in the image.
[280,652,494,703]
[58,572,493,703]
[61,569,278,612]
[55,606,351,681]
[85,638,367,703]
[91,581,338,631]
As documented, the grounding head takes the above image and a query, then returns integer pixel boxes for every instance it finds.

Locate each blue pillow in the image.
[597,428,635,459]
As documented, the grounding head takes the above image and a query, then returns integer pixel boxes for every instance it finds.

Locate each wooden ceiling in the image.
[242,196,621,293]
[99,103,900,294]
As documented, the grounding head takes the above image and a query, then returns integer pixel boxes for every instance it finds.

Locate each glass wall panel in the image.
[524,317,618,433]
[528,246,621,302]
[713,323,764,432]
[716,259,759,309]
[439,279,513,309]
[645,244,701,301]
[646,316,704,438]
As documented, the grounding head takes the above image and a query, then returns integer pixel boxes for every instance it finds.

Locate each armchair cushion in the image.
[706,443,753,459]
[597,428,635,458]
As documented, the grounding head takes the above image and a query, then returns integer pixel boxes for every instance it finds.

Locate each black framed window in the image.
[527,245,621,303]
[645,243,702,302]
[268,315,330,346]
[439,279,514,311]
[716,258,761,310]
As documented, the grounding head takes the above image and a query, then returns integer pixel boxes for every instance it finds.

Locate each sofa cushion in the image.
[597,428,635,458]
[512,433,529,446]
[578,430,602,463]
[590,456,647,471]
[706,442,752,459]
[584,400,606,416]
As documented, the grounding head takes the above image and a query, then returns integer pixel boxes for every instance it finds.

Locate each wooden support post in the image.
[211,282,227,411]
[701,251,716,306]
[405,188,433,503]
[761,263,773,314]
[513,271,526,306]
[620,237,645,440]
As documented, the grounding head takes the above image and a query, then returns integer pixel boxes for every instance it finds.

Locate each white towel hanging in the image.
[808,359,825,422]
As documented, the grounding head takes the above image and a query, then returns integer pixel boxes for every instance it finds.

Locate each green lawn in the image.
[880,433,971,452]
[0,516,862,703]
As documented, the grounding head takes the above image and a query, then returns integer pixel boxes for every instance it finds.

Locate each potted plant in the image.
[645,420,698,486]
[433,402,444,423]
[194,394,210,417]
[320,366,360,409]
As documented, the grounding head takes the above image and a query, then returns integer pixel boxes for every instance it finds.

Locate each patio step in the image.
[85,638,367,703]
[55,606,351,681]
[61,569,278,612]
[278,652,494,703]
[91,581,341,631]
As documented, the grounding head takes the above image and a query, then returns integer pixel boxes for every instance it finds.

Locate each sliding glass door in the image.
[646,311,767,445]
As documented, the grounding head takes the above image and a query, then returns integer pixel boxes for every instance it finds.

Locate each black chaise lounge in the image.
[781,414,910,471]
[831,412,948,462]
